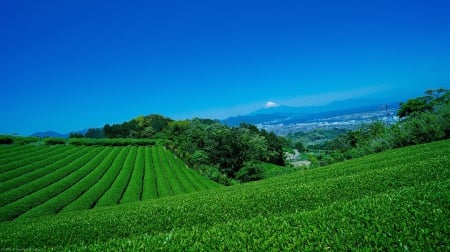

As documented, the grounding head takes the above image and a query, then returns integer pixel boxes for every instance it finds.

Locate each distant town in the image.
[257,107,399,135]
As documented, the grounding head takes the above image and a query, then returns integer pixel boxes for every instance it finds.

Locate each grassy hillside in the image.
[259,161,301,178]
[0,140,448,250]
[0,145,221,221]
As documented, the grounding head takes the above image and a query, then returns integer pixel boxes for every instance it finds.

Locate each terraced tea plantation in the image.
[0,140,449,250]
[0,145,220,221]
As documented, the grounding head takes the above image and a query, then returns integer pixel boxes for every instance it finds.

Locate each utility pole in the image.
[384,104,390,126]
[380,104,390,126]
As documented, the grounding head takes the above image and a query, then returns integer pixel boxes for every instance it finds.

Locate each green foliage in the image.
[235,161,264,182]
[260,161,301,178]
[84,128,104,138]
[0,136,41,145]
[288,128,350,147]
[0,140,448,250]
[397,96,433,118]
[189,150,210,166]
[13,136,40,145]
[0,135,13,144]
[104,114,172,138]
[307,153,319,167]
[68,132,83,138]
[104,120,138,138]
[166,119,287,181]
[391,111,446,147]
[68,137,157,146]
[438,104,450,138]
[293,141,306,152]
[43,137,66,145]
[398,88,449,118]
[197,165,235,186]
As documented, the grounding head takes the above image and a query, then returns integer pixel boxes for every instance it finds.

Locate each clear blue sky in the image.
[1,0,449,135]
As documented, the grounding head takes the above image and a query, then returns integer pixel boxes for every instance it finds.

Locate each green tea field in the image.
[0,140,449,250]
[0,145,221,221]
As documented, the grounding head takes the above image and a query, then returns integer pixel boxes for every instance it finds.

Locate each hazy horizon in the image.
[1,1,449,135]
[6,94,416,136]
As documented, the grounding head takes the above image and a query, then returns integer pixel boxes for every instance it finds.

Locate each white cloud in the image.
[264,101,280,108]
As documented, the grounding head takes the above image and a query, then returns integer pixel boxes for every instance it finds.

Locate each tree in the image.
[85,128,104,138]
[294,141,306,152]
[189,150,210,167]
[69,132,83,138]
[162,117,289,182]
[235,161,264,182]
[259,129,285,165]
[397,97,432,118]
[237,127,268,162]
[397,88,449,118]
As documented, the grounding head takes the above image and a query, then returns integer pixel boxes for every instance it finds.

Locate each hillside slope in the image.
[0,140,449,250]
[0,145,221,221]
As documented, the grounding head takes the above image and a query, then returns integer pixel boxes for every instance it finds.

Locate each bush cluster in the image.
[43,137,66,145]
[68,138,157,146]
[0,135,13,144]
[0,136,39,145]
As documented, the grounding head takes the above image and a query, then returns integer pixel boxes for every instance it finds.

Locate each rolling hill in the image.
[0,139,448,250]
[30,129,88,138]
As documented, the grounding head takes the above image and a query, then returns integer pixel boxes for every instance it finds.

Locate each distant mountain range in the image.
[31,129,88,138]
[30,99,401,137]
[222,99,400,128]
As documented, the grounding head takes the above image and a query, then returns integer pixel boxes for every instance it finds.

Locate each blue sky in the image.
[1,0,449,135]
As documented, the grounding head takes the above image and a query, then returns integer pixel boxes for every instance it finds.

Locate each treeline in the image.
[68,138,159,146]
[310,88,450,165]
[103,114,172,138]
[164,120,287,184]
[67,114,173,139]
[0,135,40,145]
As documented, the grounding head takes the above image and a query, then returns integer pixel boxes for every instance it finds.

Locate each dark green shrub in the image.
[69,133,84,138]
[236,161,264,182]
[43,137,66,145]
[198,165,235,186]
[0,135,14,144]
[67,137,156,147]
[14,136,40,145]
